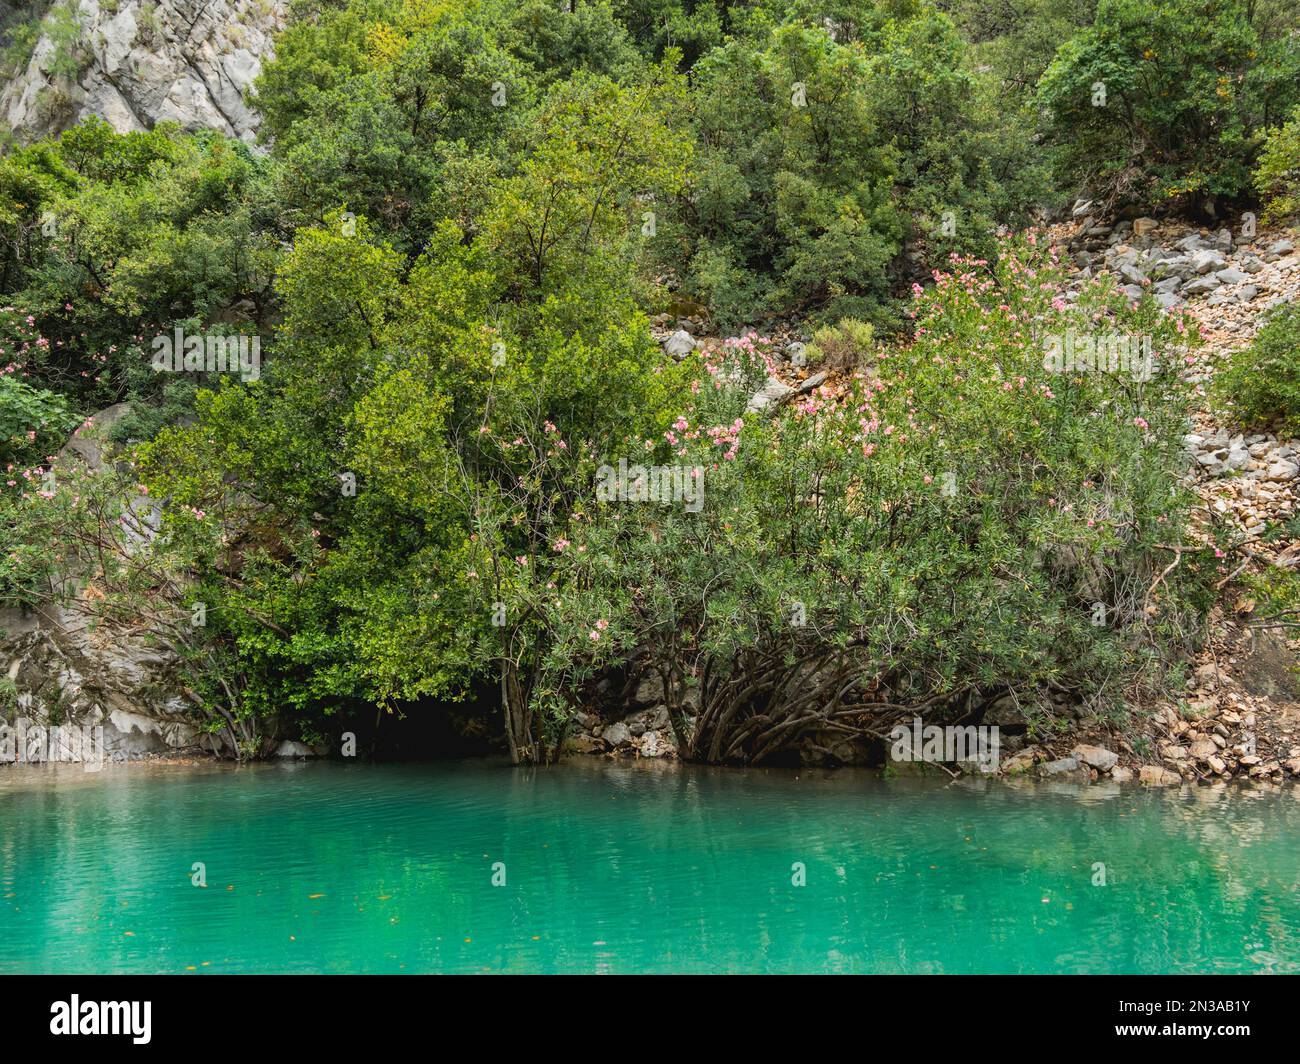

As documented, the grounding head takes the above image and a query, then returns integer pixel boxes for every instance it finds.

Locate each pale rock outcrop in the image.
[2,0,287,144]
[0,404,202,761]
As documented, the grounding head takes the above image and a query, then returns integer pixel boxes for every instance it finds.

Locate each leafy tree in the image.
[1037,0,1300,210]
[667,12,1042,329]
[134,82,692,758]
[0,119,280,415]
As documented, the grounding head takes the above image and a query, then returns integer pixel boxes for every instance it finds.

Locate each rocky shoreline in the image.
[619,212,1300,785]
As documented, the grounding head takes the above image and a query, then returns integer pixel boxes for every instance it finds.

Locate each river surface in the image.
[1,759,1298,973]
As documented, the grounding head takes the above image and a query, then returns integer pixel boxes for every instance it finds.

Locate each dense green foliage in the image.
[0,0,1259,760]
[1254,104,1300,224]
[0,117,278,423]
[248,0,1048,329]
[534,244,1205,760]
[1214,303,1300,437]
[664,11,1047,328]
[1035,0,1300,210]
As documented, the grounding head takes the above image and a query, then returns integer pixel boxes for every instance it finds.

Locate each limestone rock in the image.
[1190,249,1227,274]
[662,329,697,360]
[636,730,672,758]
[633,673,664,705]
[746,376,795,413]
[1071,744,1118,771]
[1038,755,1089,781]
[1,0,287,146]
[1000,747,1038,775]
[1139,765,1181,786]
[273,740,319,758]
[796,370,828,394]
[566,733,604,755]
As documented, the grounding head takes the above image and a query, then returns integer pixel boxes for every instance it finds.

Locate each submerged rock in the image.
[1138,765,1181,786]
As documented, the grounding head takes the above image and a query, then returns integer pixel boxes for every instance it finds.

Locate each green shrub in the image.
[1037,0,1300,209]
[805,318,874,371]
[1214,304,1300,436]
[533,238,1210,762]
[1254,105,1300,224]
[0,373,79,470]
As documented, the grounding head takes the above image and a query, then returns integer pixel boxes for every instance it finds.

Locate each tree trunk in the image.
[501,659,528,764]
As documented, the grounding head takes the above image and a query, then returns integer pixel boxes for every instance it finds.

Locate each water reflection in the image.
[0,760,1297,973]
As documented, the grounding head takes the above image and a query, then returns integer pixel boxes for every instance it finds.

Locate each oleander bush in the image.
[531,238,1213,763]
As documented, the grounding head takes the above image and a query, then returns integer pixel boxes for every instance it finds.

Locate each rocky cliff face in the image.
[0,404,206,761]
[1,0,286,144]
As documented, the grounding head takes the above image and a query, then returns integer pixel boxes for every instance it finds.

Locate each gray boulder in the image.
[662,329,697,360]
[797,370,828,394]
[746,376,795,413]
[1190,249,1227,274]
[1182,275,1221,296]
[1037,756,1090,781]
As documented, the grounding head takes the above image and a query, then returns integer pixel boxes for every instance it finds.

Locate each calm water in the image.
[1,759,1298,974]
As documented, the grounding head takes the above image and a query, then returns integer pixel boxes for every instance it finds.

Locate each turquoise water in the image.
[1,759,1298,973]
